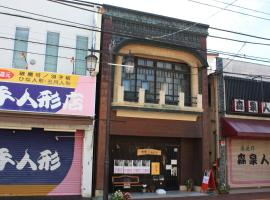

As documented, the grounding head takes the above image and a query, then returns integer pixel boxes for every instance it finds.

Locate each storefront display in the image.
[110,136,180,191]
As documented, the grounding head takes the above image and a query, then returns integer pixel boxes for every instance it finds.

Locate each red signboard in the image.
[0,69,14,79]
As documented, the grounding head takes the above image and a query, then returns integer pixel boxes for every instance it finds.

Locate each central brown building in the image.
[94,5,210,196]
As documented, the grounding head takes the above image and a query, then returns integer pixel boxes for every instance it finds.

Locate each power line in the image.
[0,8,270,51]
[1,9,270,64]
[208,0,270,16]
[0,11,100,32]
[1,46,270,77]
[2,34,270,65]
[0,47,85,62]
[208,49,270,62]
[188,0,270,22]
[39,0,270,40]
[148,0,238,39]
[209,26,270,41]
[47,0,102,14]
[223,42,246,70]
[46,0,270,42]
[209,35,270,46]
[0,35,91,52]
[62,0,102,6]
[0,4,101,30]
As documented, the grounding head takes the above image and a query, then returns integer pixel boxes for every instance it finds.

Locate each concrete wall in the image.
[0,0,101,74]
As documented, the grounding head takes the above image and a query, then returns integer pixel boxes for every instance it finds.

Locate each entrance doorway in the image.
[164,145,179,190]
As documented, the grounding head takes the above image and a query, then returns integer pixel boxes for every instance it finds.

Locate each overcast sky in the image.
[92,0,270,66]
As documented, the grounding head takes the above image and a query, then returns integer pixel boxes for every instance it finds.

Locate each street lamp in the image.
[86,52,99,76]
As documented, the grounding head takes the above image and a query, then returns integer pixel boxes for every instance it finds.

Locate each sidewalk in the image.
[131,191,207,199]
[132,190,270,200]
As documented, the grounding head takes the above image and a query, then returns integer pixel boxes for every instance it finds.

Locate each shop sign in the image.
[151,162,160,175]
[0,129,81,186]
[0,148,61,171]
[0,68,96,116]
[232,99,270,114]
[137,149,161,156]
[220,140,226,147]
[228,139,270,187]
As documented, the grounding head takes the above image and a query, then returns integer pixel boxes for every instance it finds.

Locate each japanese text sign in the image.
[233,99,270,115]
[0,68,96,116]
[137,149,161,156]
[228,138,270,187]
[151,162,160,175]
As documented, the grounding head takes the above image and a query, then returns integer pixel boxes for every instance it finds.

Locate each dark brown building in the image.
[94,5,210,197]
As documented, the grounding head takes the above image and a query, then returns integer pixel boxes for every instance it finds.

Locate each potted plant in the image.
[185,178,194,191]
[218,183,230,194]
[111,190,132,200]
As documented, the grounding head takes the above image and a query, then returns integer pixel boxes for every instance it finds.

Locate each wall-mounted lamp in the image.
[123,51,135,73]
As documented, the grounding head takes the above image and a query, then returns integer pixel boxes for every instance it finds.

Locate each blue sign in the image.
[0,129,74,184]
[0,81,74,114]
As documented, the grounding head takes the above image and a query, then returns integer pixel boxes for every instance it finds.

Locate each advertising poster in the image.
[113,160,124,174]
[132,160,142,174]
[142,160,150,174]
[123,160,133,174]
[151,162,160,175]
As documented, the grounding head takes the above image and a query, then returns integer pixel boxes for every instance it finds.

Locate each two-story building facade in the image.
[0,0,101,198]
[209,57,270,190]
[94,5,210,196]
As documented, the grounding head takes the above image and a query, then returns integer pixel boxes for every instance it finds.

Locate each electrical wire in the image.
[47,0,270,42]
[222,42,246,71]
[47,0,102,14]
[2,31,270,63]
[208,0,270,17]
[62,0,102,6]
[1,7,270,65]
[3,0,269,44]
[0,4,101,30]
[188,0,270,22]
[148,0,238,39]
[208,35,270,46]
[0,47,85,62]
[0,11,99,32]
[209,26,270,41]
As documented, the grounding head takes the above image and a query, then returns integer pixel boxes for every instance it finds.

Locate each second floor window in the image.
[122,58,191,105]
[12,27,29,69]
[44,32,60,72]
[75,36,88,75]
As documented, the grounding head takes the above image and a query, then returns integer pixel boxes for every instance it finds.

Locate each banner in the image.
[0,68,96,116]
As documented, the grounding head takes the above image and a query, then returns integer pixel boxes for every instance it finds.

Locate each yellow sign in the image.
[0,68,78,88]
[151,162,160,175]
[137,149,161,156]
